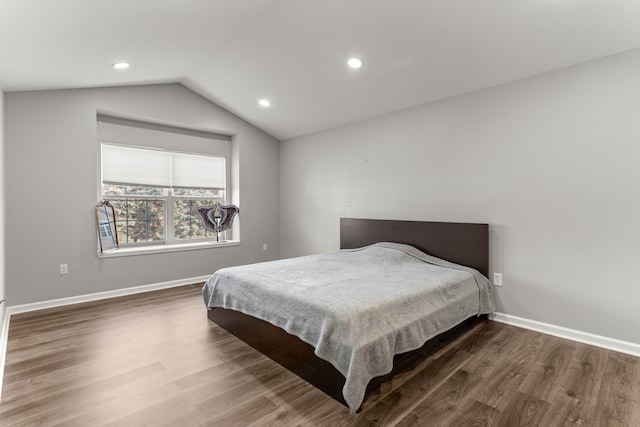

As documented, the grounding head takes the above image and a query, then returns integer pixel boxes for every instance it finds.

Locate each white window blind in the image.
[172,152,225,190]
[102,144,171,187]
[102,144,225,189]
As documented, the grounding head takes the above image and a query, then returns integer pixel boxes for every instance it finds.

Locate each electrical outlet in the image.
[493,272,502,287]
[263,243,268,251]
[59,264,69,275]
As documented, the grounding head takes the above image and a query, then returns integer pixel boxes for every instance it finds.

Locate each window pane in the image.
[127,221,146,243]
[149,220,165,241]
[107,199,166,245]
[148,200,164,219]
[173,188,224,198]
[174,220,191,240]
[115,221,128,244]
[173,199,218,240]
[103,184,165,197]
[124,185,165,196]
[111,200,127,219]
[124,220,161,243]
[191,219,207,238]
[103,184,126,196]
[128,200,147,221]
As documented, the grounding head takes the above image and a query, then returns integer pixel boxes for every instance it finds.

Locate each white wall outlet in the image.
[263,243,268,251]
[493,272,503,287]
[59,264,69,275]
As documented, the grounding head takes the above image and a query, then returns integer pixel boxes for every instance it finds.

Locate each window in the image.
[98,116,232,248]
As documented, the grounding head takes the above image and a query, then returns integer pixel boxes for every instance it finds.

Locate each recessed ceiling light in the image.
[259,99,271,107]
[112,62,130,70]
[347,58,363,69]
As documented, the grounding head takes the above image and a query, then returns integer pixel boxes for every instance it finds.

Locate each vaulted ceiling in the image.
[2,0,640,140]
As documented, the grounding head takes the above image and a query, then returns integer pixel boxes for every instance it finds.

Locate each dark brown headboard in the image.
[340,218,489,277]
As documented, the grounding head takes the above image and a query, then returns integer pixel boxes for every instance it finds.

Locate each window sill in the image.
[97,240,240,258]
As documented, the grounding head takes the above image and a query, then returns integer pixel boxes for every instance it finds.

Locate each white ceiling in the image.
[2,0,640,140]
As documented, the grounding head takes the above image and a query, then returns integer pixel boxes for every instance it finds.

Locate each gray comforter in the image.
[202,242,496,411]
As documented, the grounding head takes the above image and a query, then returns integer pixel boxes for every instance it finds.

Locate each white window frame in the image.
[97,115,237,256]
[101,144,226,246]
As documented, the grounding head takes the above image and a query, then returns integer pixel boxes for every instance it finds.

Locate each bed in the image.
[202,218,495,412]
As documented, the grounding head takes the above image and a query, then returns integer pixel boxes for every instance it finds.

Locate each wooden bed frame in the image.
[207,218,489,409]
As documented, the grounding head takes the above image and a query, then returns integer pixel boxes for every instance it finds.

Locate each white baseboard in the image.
[0,275,210,401]
[490,312,640,358]
[0,305,9,402]
[5,275,211,315]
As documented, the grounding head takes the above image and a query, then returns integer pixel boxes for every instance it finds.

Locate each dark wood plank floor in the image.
[1,284,638,426]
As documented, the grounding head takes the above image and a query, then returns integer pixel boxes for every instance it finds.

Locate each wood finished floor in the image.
[1,285,639,427]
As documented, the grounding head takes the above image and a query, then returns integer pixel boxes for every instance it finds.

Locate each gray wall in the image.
[0,84,5,327]
[280,49,640,345]
[5,84,280,305]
